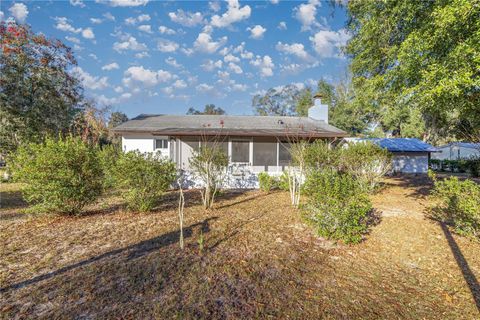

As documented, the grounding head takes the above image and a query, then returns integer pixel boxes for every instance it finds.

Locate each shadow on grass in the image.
[0,217,218,293]
[0,190,28,210]
[440,222,480,312]
[384,174,433,199]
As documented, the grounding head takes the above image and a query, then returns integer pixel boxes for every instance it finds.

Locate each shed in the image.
[431,142,480,160]
[344,138,438,174]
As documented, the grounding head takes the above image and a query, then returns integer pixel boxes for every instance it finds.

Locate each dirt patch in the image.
[1,178,479,319]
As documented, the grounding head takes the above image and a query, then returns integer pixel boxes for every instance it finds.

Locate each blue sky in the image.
[1,0,350,118]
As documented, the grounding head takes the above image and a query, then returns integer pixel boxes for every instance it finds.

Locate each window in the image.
[278,142,292,165]
[231,140,249,162]
[155,139,168,149]
[253,139,277,167]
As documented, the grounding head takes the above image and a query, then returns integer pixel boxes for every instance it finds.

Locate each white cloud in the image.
[157,39,179,52]
[228,62,243,74]
[102,62,119,71]
[165,57,182,68]
[250,55,274,77]
[224,54,240,63]
[247,25,266,39]
[82,27,95,39]
[70,0,85,8]
[310,29,350,58]
[196,83,214,93]
[123,66,172,87]
[113,36,147,52]
[54,17,81,33]
[103,12,115,21]
[173,79,187,89]
[168,10,204,27]
[90,18,103,24]
[0,11,4,21]
[138,24,152,33]
[209,1,221,12]
[231,83,247,91]
[193,33,227,54]
[294,0,321,31]
[270,0,279,4]
[158,25,176,35]
[89,53,99,60]
[133,52,148,60]
[65,36,81,44]
[96,0,149,7]
[9,3,28,23]
[72,66,109,90]
[278,21,287,30]
[125,13,150,25]
[114,86,124,93]
[275,42,313,61]
[233,42,253,60]
[201,59,223,72]
[211,0,251,28]
[181,47,195,56]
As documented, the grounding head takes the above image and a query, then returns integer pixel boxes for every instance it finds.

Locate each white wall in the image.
[432,145,480,160]
[122,134,170,158]
[392,152,429,173]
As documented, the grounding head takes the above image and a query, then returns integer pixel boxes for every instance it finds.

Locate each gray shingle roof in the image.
[113,114,347,138]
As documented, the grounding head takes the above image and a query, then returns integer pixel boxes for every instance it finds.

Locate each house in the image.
[344,138,438,174]
[431,142,480,160]
[113,96,347,188]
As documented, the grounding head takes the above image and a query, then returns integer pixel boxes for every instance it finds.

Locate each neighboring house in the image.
[344,138,438,174]
[431,142,480,160]
[113,97,347,188]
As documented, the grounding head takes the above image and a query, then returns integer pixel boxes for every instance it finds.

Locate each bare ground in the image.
[0,176,479,319]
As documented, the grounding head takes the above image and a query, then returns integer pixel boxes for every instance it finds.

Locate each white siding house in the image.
[113,97,347,188]
[431,142,480,160]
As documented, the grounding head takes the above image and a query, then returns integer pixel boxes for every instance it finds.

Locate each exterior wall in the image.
[431,145,480,160]
[122,133,170,158]
[391,152,429,173]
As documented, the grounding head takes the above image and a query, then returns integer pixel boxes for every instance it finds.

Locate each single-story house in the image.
[113,96,347,188]
[344,138,438,174]
[431,142,480,160]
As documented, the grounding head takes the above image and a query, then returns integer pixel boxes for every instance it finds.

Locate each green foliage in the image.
[114,151,176,212]
[252,84,303,116]
[430,158,480,177]
[187,104,226,115]
[189,145,229,209]
[295,87,313,117]
[303,170,373,244]
[429,172,480,238]
[338,142,392,191]
[98,144,121,190]
[258,172,278,192]
[304,140,339,171]
[10,136,103,214]
[278,171,290,191]
[107,111,129,145]
[346,0,480,141]
[0,22,83,155]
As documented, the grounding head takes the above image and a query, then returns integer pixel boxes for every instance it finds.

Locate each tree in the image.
[252,84,303,116]
[0,22,83,155]
[189,141,228,209]
[70,100,109,145]
[295,87,313,117]
[187,104,226,115]
[107,111,128,144]
[346,0,480,142]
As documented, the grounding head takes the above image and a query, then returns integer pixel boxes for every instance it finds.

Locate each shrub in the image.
[98,144,121,190]
[189,145,228,209]
[303,169,373,244]
[429,171,480,238]
[304,140,339,171]
[338,142,392,191]
[114,151,176,212]
[10,136,103,214]
[258,172,277,192]
[278,171,290,191]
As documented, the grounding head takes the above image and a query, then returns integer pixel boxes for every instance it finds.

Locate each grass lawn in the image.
[1,176,480,319]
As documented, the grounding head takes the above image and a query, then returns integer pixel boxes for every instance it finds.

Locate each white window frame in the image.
[154,138,169,150]
[229,137,252,164]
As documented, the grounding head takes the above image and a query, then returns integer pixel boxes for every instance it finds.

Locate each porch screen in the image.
[253,140,277,167]
[231,140,249,162]
[278,142,292,165]
[203,140,228,156]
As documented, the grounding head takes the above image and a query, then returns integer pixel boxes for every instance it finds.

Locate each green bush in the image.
[278,171,290,191]
[429,171,480,238]
[10,136,103,214]
[303,169,373,244]
[258,172,277,192]
[114,151,176,212]
[98,144,121,190]
[338,142,392,191]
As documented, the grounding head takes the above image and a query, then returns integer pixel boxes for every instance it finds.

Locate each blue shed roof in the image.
[357,138,438,153]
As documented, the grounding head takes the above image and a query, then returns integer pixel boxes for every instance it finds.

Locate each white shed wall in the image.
[392,152,429,173]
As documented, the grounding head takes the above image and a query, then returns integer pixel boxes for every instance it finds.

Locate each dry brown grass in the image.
[1,177,479,319]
